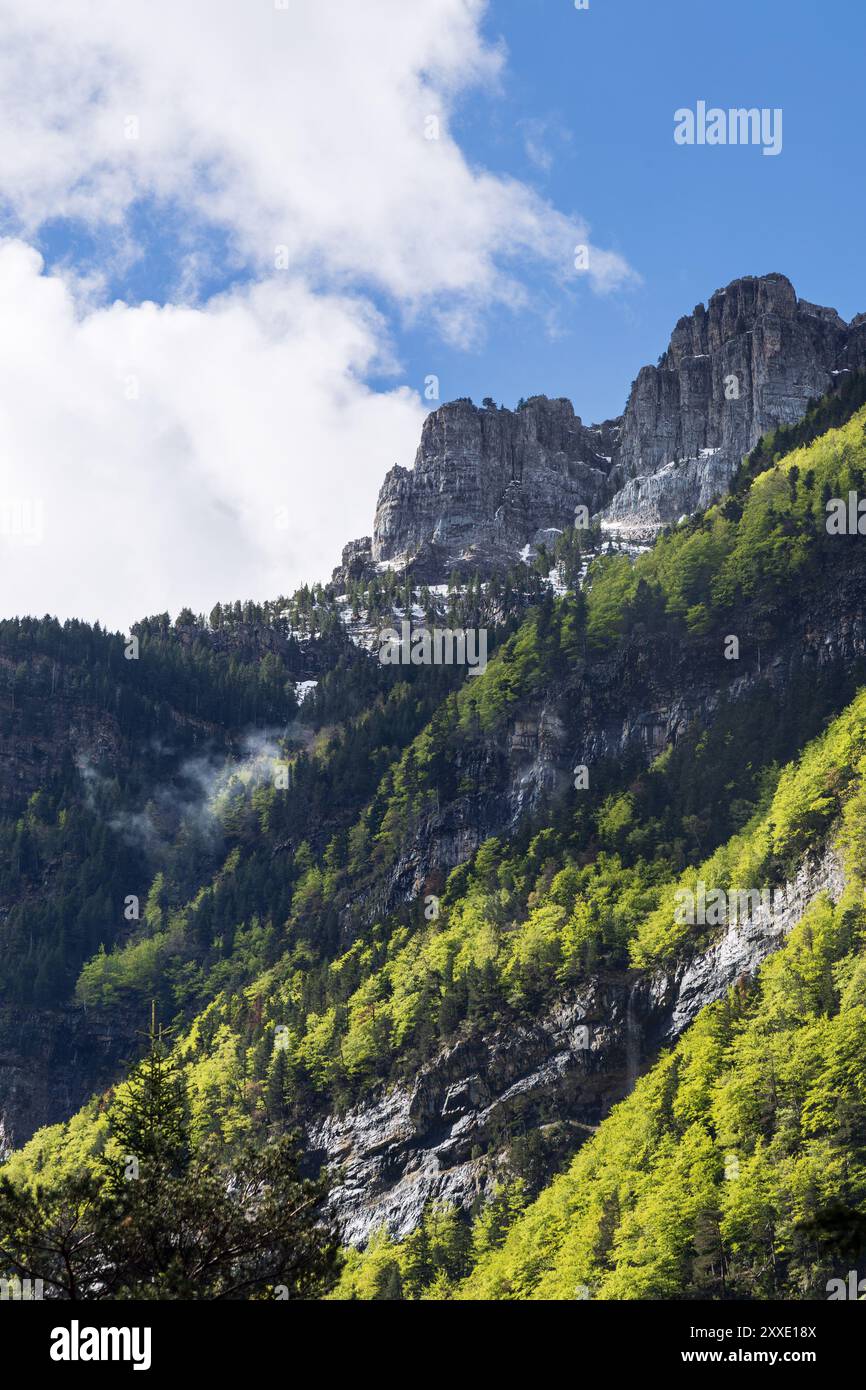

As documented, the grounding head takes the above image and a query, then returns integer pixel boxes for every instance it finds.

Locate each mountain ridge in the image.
[335,273,866,585]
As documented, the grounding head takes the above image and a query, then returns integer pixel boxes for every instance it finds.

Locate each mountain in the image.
[337,273,866,586]
[3,274,866,1305]
[607,273,866,534]
[353,396,618,584]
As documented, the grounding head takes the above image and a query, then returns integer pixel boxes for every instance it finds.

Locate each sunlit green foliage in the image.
[6,395,866,1301]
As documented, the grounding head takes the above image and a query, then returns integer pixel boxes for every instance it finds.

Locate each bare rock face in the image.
[0,1003,141,1153]
[310,846,844,1246]
[841,312,866,372]
[368,396,616,581]
[335,275,863,581]
[659,848,846,1041]
[337,536,375,584]
[604,273,849,530]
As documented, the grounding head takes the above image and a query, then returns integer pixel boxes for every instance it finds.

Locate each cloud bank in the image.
[0,0,637,629]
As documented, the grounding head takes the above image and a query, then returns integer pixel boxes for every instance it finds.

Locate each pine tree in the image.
[111,1005,188,1186]
[0,1008,338,1300]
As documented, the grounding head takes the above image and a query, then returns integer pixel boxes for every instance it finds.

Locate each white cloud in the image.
[0,1,638,628]
[521,118,556,174]
[0,241,424,629]
[0,0,634,312]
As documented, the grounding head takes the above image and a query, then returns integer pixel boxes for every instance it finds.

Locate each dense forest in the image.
[3,390,866,1301]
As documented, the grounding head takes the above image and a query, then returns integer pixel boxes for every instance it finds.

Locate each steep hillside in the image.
[0,597,491,1147]
[6,396,866,1274]
[332,681,866,1297]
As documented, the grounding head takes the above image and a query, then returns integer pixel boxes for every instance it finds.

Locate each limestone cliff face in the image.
[604,274,849,532]
[311,846,845,1246]
[367,396,616,581]
[336,274,863,577]
[0,1003,141,1154]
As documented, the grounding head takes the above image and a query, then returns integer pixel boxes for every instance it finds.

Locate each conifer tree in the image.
[0,1008,338,1300]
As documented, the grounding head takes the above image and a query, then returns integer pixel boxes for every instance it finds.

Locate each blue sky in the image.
[2,0,864,627]
[415,0,866,420]
[33,0,865,426]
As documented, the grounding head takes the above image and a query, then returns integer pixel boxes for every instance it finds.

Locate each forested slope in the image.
[332,687,866,1297]
[4,397,866,1299]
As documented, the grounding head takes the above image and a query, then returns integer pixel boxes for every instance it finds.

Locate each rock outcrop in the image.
[335,274,864,579]
[0,1003,141,1153]
[311,846,844,1245]
[605,274,849,533]
[366,396,616,582]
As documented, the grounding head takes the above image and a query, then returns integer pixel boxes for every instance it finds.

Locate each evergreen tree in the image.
[0,1014,338,1300]
[110,1006,188,1187]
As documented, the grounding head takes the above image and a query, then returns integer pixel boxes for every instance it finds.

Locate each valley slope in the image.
[3,278,866,1304]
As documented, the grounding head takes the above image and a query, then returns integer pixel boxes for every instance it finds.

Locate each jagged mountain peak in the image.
[335,271,864,584]
[337,394,618,586]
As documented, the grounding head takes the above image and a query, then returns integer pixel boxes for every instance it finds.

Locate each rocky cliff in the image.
[312,846,845,1245]
[0,1003,141,1155]
[335,274,864,580]
[367,396,617,582]
[605,274,851,535]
